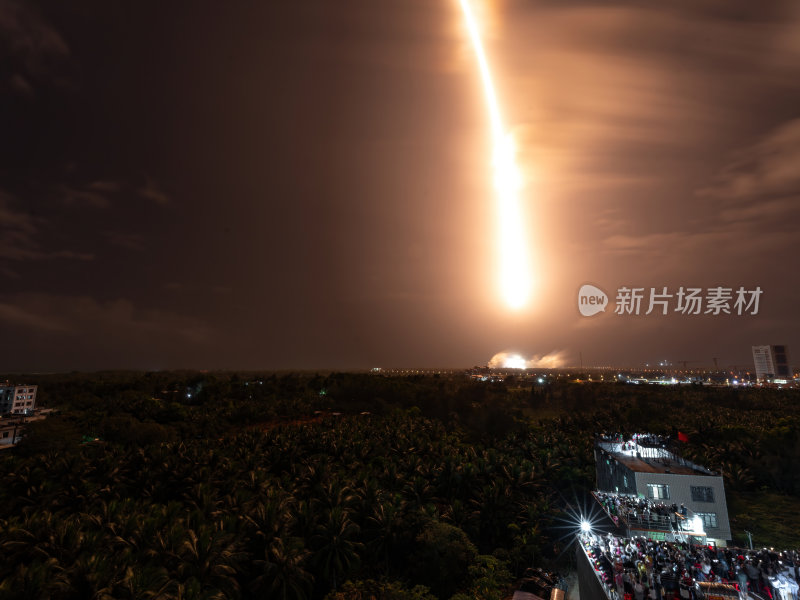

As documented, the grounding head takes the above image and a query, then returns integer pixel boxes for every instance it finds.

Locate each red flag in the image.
[678,431,689,443]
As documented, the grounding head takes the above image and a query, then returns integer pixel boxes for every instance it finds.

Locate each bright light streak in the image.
[458,0,532,309]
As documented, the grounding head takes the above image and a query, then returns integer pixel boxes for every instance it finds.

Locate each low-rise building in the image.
[0,409,54,449]
[0,417,26,447]
[0,384,37,415]
[594,433,731,546]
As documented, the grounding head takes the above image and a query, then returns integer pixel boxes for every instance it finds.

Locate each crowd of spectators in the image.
[581,532,800,600]
[594,492,688,529]
[597,433,669,448]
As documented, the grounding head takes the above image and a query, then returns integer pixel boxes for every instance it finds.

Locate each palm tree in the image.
[0,558,68,600]
[112,564,175,600]
[175,527,244,599]
[242,491,293,548]
[442,499,473,531]
[364,499,405,574]
[250,537,313,600]
[312,481,357,514]
[721,462,755,491]
[312,506,363,591]
[404,476,435,509]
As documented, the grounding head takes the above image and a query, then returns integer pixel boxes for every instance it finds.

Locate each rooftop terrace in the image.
[596,434,716,476]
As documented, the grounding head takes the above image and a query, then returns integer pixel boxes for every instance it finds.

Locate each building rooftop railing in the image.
[596,435,716,476]
[592,492,707,540]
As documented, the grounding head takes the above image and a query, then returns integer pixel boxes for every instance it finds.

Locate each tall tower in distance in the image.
[752,345,791,382]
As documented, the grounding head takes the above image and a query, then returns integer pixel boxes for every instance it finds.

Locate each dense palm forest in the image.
[1,371,799,599]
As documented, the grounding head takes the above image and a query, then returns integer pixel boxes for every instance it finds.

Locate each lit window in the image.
[696,512,718,529]
[647,483,670,499]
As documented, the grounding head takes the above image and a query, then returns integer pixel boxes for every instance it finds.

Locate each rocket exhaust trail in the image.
[458,0,532,310]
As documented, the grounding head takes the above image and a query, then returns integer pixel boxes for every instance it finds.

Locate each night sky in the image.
[1,0,798,371]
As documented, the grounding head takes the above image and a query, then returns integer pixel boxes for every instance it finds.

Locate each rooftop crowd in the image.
[582,532,800,600]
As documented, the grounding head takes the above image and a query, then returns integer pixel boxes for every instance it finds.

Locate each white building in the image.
[752,345,791,382]
[595,434,731,546]
[0,384,37,415]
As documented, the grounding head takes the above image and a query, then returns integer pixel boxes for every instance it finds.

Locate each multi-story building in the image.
[0,384,37,415]
[594,434,731,546]
[752,345,791,382]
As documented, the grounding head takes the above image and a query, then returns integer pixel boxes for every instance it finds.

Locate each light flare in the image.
[458,0,532,310]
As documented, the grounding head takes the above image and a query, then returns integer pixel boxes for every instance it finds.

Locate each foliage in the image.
[408,521,478,598]
[324,579,437,600]
[1,371,799,598]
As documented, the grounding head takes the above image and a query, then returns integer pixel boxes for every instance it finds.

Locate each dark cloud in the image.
[103,231,146,252]
[0,191,94,261]
[0,293,211,370]
[0,0,70,91]
[87,180,121,193]
[8,72,33,96]
[0,299,70,333]
[700,119,800,201]
[137,177,170,205]
[57,183,112,208]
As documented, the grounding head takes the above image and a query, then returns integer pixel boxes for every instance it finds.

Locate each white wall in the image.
[634,471,731,541]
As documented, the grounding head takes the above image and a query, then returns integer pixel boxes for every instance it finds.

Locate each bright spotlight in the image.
[692,516,705,534]
[580,520,591,533]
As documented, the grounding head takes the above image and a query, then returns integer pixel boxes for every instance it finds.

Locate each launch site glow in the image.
[457,0,532,310]
[503,354,526,369]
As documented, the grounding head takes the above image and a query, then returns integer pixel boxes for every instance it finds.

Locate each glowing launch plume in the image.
[489,350,568,369]
[458,0,531,309]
